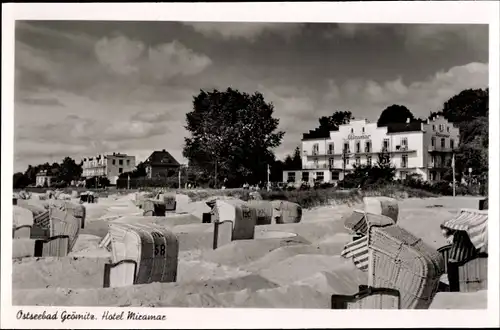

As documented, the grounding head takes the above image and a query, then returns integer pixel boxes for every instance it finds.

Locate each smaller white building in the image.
[35,170,54,187]
[82,152,136,185]
[283,116,459,185]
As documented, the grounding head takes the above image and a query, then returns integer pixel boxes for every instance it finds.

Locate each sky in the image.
[14,21,489,173]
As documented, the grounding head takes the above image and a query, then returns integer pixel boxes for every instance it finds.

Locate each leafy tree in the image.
[318,111,354,131]
[56,156,82,185]
[441,88,488,124]
[282,146,302,171]
[13,172,30,189]
[119,161,148,179]
[377,104,415,127]
[183,88,284,188]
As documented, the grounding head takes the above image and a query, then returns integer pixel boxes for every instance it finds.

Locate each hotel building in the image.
[82,152,136,185]
[283,115,460,184]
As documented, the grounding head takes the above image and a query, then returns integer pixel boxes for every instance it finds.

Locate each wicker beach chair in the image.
[331,285,401,309]
[247,200,274,225]
[211,200,257,249]
[367,224,445,309]
[49,205,81,252]
[103,259,137,288]
[339,220,445,309]
[439,209,488,292]
[343,210,395,236]
[108,223,178,285]
[270,200,302,224]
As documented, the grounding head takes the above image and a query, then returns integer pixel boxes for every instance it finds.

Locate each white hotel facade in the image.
[82,152,136,185]
[283,116,460,184]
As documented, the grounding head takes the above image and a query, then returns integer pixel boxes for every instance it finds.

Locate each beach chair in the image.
[247,200,274,225]
[211,200,257,249]
[339,221,444,309]
[33,235,70,257]
[13,206,34,239]
[439,209,488,293]
[108,223,179,285]
[270,200,302,224]
[331,285,401,309]
[49,205,81,252]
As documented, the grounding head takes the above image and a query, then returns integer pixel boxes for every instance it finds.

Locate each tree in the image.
[377,105,415,127]
[13,172,30,189]
[318,111,354,131]
[441,88,488,124]
[56,156,82,185]
[119,161,147,179]
[183,88,285,188]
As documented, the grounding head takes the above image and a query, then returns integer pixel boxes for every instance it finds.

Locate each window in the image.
[431,155,436,166]
[401,154,408,168]
[355,141,361,153]
[119,168,123,174]
[314,159,319,168]
[302,172,310,182]
[431,137,436,147]
[365,141,371,153]
[329,158,335,168]
[351,128,354,133]
[439,124,444,132]
[441,138,446,148]
[367,156,372,166]
[112,159,116,165]
[450,139,455,149]
[343,142,350,153]
[345,157,350,165]
[383,138,389,150]
[316,171,324,182]
[119,159,123,165]
[355,157,361,166]
[313,143,319,155]
[127,159,130,166]
[401,137,408,149]
[441,155,447,167]
[331,171,340,180]
[447,126,450,133]
[328,143,334,155]
[362,127,365,133]
[432,125,436,131]
[287,172,296,183]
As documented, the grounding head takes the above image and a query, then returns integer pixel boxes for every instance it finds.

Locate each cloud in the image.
[130,111,172,123]
[94,36,212,80]
[182,22,302,41]
[324,62,488,119]
[17,96,64,107]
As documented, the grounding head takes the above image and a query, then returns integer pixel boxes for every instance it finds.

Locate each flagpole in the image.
[267,164,271,191]
[452,153,456,197]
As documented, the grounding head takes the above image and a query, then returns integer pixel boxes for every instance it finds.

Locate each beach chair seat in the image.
[247,200,274,225]
[103,260,137,288]
[331,285,400,309]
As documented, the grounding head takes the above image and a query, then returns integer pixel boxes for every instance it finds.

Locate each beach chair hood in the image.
[440,209,488,253]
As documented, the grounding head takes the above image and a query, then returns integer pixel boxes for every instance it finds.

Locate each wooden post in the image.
[452,153,456,197]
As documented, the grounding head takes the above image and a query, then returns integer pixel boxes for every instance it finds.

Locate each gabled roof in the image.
[144,149,180,166]
[386,122,423,133]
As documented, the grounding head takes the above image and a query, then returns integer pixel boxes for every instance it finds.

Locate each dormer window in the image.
[362,127,365,133]
[446,126,450,133]
[432,125,435,131]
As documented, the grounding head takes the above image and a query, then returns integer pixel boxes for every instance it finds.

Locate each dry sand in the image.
[11,194,487,309]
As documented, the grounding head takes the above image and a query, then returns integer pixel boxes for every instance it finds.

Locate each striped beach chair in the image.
[439,209,488,292]
[341,212,395,272]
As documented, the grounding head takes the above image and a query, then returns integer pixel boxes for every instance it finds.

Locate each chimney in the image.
[406,118,410,124]
[162,149,166,152]
[421,123,424,131]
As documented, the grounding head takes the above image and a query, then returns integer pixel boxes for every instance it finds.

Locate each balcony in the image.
[303,163,330,170]
[428,146,456,153]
